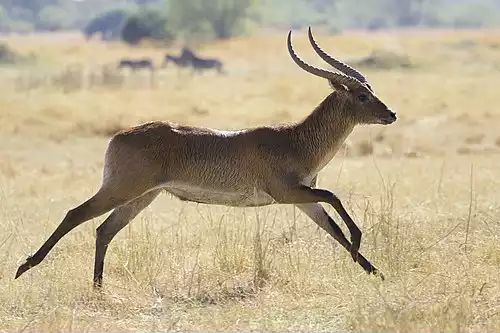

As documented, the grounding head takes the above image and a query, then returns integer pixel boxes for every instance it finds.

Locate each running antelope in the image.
[15,27,396,288]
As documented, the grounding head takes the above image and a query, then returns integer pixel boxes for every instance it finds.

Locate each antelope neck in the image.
[293,91,355,173]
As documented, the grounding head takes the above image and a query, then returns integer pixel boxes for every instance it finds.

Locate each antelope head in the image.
[288,27,397,126]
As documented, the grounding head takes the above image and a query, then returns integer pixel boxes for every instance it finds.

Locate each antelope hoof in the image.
[371,266,385,281]
[15,256,36,279]
[93,277,103,290]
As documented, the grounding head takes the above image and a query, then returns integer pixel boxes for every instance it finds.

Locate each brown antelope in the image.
[15,27,396,288]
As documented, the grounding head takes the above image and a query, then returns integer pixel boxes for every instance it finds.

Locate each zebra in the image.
[161,54,191,69]
[162,47,195,69]
[117,58,155,72]
[190,55,224,75]
[162,47,225,75]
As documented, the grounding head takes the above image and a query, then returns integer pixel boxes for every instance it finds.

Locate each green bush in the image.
[1,0,500,35]
[37,5,72,31]
[121,8,175,45]
[167,0,256,41]
[83,9,129,40]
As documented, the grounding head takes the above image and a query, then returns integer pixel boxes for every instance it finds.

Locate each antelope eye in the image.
[357,93,368,102]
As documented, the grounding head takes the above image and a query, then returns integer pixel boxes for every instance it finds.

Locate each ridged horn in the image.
[287,30,362,90]
[307,27,369,86]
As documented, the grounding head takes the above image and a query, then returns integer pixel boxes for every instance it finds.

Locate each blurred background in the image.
[2,0,500,38]
[1,0,500,332]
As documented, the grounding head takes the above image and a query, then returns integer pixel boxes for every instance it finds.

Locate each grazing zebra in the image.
[190,55,224,74]
[162,54,191,69]
[162,47,195,69]
[117,58,155,72]
[163,47,225,75]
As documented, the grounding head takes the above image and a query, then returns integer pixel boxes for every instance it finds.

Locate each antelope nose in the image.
[389,110,397,120]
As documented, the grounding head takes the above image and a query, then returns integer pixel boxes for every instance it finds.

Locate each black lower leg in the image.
[15,195,115,279]
[327,216,382,279]
[92,190,161,288]
[93,244,109,288]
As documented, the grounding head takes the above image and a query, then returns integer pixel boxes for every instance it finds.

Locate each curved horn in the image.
[287,30,362,90]
[307,27,368,84]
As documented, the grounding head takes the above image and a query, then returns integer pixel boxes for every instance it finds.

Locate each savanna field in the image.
[0,28,500,332]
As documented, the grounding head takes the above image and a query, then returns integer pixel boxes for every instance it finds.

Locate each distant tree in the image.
[134,0,162,4]
[334,0,414,29]
[446,2,500,28]
[120,15,148,44]
[121,8,174,45]
[1,0,500,34]
[167,0,256,40]
[5,0,61,16]
[390,0,420,26]
[37,5,72,31]
[0,5,7,31]
[83,9,129,41]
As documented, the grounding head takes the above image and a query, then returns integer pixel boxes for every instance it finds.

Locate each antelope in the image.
[15,27,396,288]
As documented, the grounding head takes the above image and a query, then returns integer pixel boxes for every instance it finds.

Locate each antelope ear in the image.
[328,80,348,91]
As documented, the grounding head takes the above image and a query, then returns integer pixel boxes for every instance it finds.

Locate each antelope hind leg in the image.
[93,189,161,288]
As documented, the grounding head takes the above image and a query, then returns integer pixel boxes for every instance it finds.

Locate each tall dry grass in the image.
[0,29,499,331]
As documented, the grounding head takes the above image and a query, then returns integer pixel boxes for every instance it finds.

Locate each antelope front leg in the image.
[269,184,362,262]
[296,203,383,279]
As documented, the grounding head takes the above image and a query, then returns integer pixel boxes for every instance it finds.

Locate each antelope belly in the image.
[162,182,275,207]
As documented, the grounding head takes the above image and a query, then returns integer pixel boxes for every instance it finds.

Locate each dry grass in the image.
[1,28,500,332]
